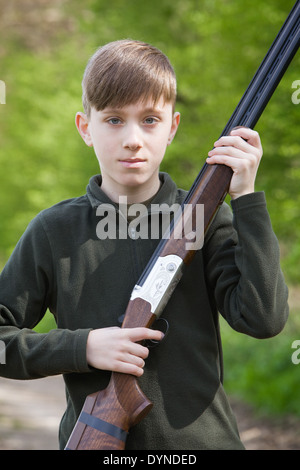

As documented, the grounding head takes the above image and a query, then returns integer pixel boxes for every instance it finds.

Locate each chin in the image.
[120,173,149,188]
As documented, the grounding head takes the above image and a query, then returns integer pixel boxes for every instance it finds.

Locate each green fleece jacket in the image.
[0,172,288,450]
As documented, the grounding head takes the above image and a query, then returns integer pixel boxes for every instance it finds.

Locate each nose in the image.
[123,123,143,151]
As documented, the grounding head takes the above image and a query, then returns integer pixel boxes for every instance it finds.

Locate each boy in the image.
[0,40,288,450]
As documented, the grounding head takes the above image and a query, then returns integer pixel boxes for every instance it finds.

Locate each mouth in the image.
[119,158,147,168]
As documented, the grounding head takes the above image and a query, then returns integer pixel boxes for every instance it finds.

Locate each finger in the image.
[114,360,145,377]
[208,145,250,160]
[126,327,164,343]
[230,127,262,151]
[117,348,149,377]
[126,341,150,360]
[206,154,246,169]
[213,136,253,154]
[120,351,146,368]
[214,133,262,157]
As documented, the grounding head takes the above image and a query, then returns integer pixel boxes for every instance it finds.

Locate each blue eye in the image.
[144,117,156,124]
[109,118,121,125]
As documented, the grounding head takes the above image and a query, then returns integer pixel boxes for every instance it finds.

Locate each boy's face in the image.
[75,97,180,202]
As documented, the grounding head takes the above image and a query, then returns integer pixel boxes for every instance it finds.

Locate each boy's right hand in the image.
[86,327,164,377]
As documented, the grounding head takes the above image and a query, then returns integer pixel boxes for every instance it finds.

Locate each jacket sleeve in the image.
[0,215,91,379]
[203,191,289,338]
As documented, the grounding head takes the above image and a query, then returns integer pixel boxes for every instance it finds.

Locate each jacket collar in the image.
[86,172,179,209]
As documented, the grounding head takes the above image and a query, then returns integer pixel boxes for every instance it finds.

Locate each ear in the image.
[167,112,180,145]
[75,112,93,147]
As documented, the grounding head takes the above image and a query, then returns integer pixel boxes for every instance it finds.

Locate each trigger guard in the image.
[145,318,169,349]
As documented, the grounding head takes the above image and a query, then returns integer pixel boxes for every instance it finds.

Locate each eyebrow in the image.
[143,107,164,114]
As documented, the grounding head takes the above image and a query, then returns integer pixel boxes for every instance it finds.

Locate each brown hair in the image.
[82,39,177,117]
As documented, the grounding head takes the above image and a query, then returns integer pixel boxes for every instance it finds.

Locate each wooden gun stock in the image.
[65,1,299,450]
[66,298,155,450]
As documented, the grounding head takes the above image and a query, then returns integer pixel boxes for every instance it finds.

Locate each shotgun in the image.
[65,1,300,450]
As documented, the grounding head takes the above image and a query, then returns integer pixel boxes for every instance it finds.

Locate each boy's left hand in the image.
[206,127,263,200]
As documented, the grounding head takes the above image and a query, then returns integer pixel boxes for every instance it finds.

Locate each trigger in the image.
[145,318,169,349]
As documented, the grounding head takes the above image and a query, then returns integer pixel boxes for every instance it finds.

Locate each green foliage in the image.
[221,314,300,416]
[0,0,299,417]
[34,311,57,333]
[0,0,299,268]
